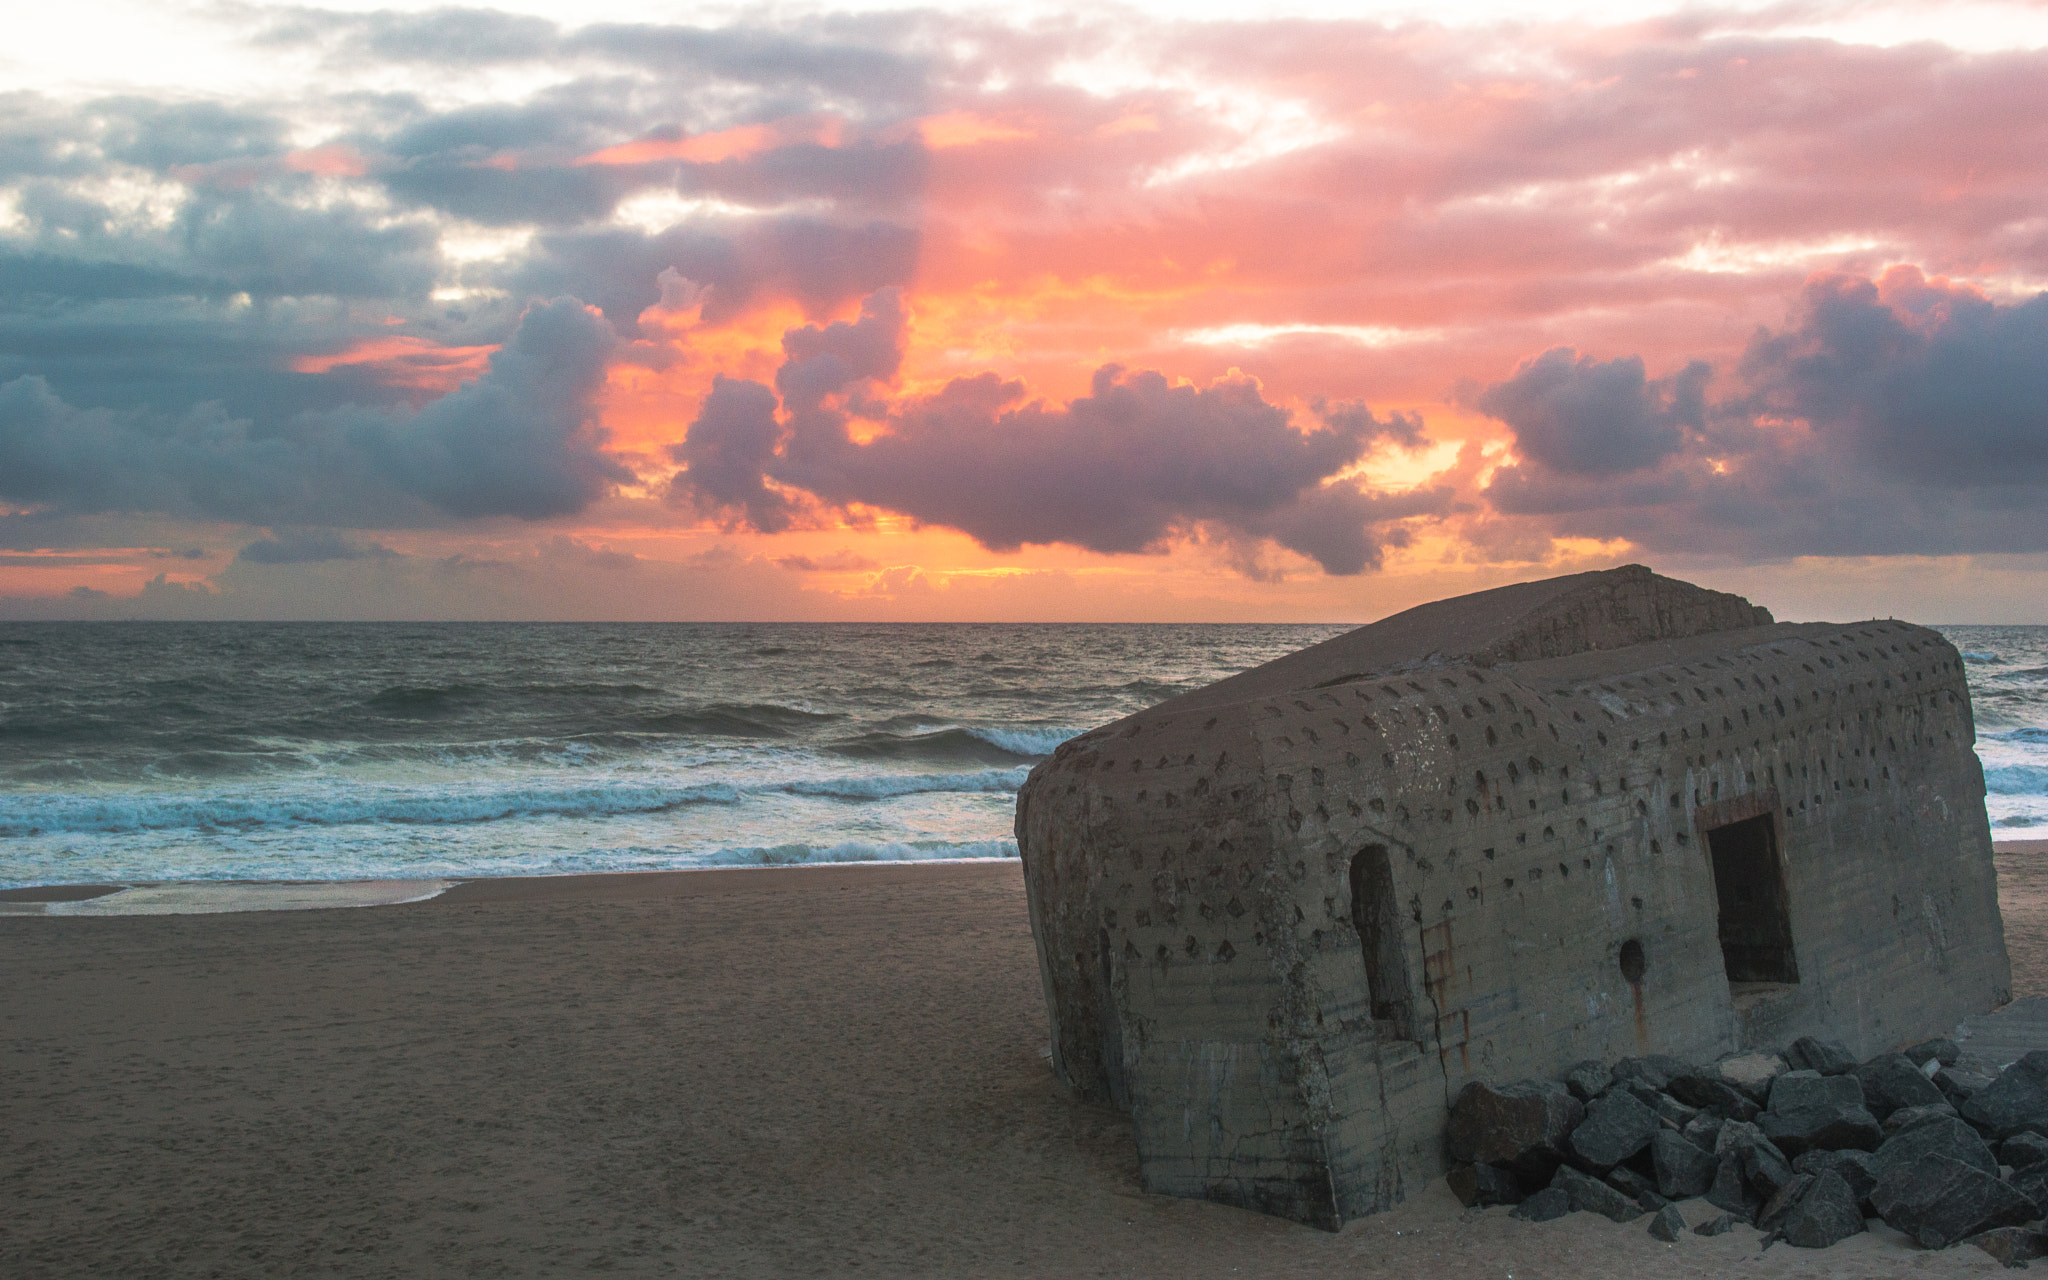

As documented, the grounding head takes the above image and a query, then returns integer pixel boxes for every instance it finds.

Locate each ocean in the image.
[0,622,2042,889]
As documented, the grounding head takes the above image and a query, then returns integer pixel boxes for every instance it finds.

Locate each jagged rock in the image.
[1780,1170,1867,1249]
[1857,1053,1947,1121]
[2003,1131,2048,1171]
[1873,1113,2000,1182]
[1871,1152,2038,1250]
[1606,1165,1662,1205]
[1448,1162,1526,1207]
[1759,1071,1882,1156]
[1693,1212,1739,1236]
[2007,1161,2048,1217]
[1720,1053,1790,1105]
[1791,1148,1878,1212]
[1652,1129,1719,1199]
[1964,1052,2048,1141]
[1613,1055,1691,1092]
[1652,1093,1700,1131]
[1509,1187,1571,1222]
[1562,1060,1611,1103]
[1937,1067,1996,1109]
[1706,1154,1758,1221]
[1717,1120,1796,1197]
[1668,1071,1761,1121]
[1569,1089,1661,1171]
[1882,1102,1959,1135]
[1648,1203,1687,1242]
[1905,1038,1962,1068]
[1784,1037,1858,1077]
[1552,1164,1647,1223]
[1971,1227,2048,1267]
[1682,1112,1725,1152]
[1448,1080,1584,1181]
[1757,1172,1815,1233]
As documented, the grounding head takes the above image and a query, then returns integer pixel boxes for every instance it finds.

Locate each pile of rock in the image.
[1447,1038,2048,1258]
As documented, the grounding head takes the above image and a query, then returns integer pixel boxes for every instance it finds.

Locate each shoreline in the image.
[4,841,2044,915]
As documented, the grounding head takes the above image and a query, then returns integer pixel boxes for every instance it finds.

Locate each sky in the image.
[2,0,2047,622]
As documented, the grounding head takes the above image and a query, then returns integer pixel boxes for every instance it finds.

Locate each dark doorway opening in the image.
[1705,814,1799,984]
[1351,845,1415,1039]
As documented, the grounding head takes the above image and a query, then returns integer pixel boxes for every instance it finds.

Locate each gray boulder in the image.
[1551,1164,1648,1223]
[1759,1071,1882,1156]
[1881,1103,1959,1136]
[1717,1120,1796,1197]
[1791,1148,1878,1212]
[1719,1052,1790,1105]
[1905,1038,1961,1068]
[1568,1089,1660,1171]
[1872,1113,2000,1183]
[1970,1227,2048,1267]
[1757,1172,1815,1234]
[1651,1092,1699,1131]
[1562,1059,1611,1102]
[1693,1212,1739,1236]
[2002,1131,2048,1171]
[1668,1070,1761,1121]
[1706,1154,1757,1220]
[1870,1152,2037,1250]
[1509,1186,1571,1222]
[1651,1129,1718,1199]
[1784,1036,1857,1076]
[1606,1165,1663,1207]
[1448,1080,1583,1181]
[1647,1203,1686,1242]
[1962,1052,2048,1140]
[1780,1170,1867,1249]
[1936,1066,1995,1109]
[1681,1112,1725,1152]
[1856,1053,1946,1121]
[1447,1162,1526,1208]
[2006,1160,2048,1217]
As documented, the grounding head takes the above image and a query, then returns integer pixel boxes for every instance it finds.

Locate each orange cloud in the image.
[283,144,370,178]
[575,117,846,166]
[291,337,497,393]
[917,111,1035,150]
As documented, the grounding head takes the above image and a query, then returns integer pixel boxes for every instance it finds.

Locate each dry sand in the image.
[4,848,2048,1279]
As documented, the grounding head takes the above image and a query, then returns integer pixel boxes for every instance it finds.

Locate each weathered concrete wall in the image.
[1017,572,2007,1231]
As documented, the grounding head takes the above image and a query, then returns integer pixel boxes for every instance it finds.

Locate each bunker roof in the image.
[1159,564,1772,715]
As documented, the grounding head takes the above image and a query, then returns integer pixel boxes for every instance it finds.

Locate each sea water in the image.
[0,622,2041,888]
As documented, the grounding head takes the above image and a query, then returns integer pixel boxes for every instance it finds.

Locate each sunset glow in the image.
[2,0,2046,620]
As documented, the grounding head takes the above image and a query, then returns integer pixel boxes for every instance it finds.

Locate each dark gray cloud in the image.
[1472,349,1707,477]
[671,292,1442,572]
[671,375,794,532]
[236,528,397,563]
[1742,271,2048,487]
[0,297,627,527]
[512,219,919,329]
[1478,270,2048,557]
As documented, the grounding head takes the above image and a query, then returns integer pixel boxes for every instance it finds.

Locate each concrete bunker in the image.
[1016,565,2009,1229]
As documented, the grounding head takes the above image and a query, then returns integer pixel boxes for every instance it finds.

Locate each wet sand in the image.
[4,850,2046,1279]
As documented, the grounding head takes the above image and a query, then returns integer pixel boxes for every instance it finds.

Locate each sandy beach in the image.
[4,847,2047,1279]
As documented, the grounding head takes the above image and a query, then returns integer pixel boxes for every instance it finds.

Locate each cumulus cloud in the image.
[672,290,1443,572]
[1472,349,1707,478]
[0,297,628,526]
[1477,268,2048,558]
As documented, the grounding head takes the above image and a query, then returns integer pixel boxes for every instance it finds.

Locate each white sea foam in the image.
[965,725,1081,756]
